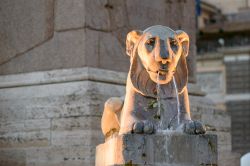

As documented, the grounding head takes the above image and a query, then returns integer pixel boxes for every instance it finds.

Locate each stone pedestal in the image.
[96,133,217,166]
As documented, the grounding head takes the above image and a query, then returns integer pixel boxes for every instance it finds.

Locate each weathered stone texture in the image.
[197,71,225,94]
[55,0,85,31]
[126,0,168,29]
[0,0,54,65]
[228,100,250,154]
[189,95,235,166]
[98,31,128,71]
[0,0,197,82]
[0,67,226,165]
[26,146,96,166]
[96,133,217,166]
[0,146,96,166]
[225,60,250,94]
[0,149,26,166]
[0,68,125,165]
[51,130,102,146]
[0,130,50,148]
[51,117,100,131]
[0,30,86,75]
[197,53,250,166]
[84,29,100,68]
[0,119,50,133]
[85,0,110,30]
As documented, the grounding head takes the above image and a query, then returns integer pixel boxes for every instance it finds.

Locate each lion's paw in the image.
[184,120,206,135]
[132,120,154,134]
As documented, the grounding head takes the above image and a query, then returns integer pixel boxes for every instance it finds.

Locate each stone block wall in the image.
[0,0,54,65]
[224,56,250,155]
[0,67,219,166]
[189,95,239,166]
[196,54,226,111]
[228,100,250,154]
[225,60,250,94]
[0,0,197,82]
[196,53,245,166]
[0,68,125,166]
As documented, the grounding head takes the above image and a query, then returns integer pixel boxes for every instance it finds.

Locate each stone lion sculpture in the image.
[101,25,205,139]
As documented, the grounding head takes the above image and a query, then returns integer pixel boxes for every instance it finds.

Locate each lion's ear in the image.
[126,30,143,57]
[176,30,189,57]
[174,54,188,93]
[174,30,189,93]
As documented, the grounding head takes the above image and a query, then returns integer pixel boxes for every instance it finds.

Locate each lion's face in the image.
[126,25,190,85]
[137,27,183,84]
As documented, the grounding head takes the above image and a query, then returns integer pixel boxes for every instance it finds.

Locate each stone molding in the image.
[224,54,250,62]
[0,67,126,89]
[226,93,250,101]
[219,45,250,55]
[0,67,205,96]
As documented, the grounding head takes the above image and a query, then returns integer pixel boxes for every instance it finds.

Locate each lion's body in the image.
[101,25,205,138]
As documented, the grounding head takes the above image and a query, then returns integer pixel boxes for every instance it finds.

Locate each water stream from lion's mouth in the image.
[156,74,214,165]
[172,77,180,126]
[156,72,162,129]
[156,74,180,131]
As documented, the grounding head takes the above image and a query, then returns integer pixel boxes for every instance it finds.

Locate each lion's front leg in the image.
[119,111,155,135]
[101,97,123,138]
[184,120,206,134]
[119,90,155,135]
[132,120,154,134]
[178,87,206,134]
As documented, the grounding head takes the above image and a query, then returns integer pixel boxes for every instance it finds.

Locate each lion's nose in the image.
[155,39,170,64]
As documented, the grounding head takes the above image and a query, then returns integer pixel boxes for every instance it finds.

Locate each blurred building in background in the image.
[196,0,250,164]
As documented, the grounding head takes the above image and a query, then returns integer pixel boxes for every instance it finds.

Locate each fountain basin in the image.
[96,132,217,166]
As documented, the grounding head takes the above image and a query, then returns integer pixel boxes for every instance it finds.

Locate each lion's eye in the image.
[169,39,178,53]
[145,38,155,51]
[146,38,155,45]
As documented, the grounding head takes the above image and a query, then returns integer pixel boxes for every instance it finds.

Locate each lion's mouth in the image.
[147,69,168,80]
[157,70,167,80]
[158,69,168,75]
[157,63,169,79]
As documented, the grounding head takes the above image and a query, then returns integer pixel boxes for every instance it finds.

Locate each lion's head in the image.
[126,25,189,96]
